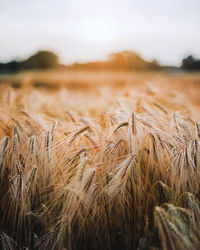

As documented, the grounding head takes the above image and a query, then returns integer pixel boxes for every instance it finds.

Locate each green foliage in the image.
[182,55,200,71]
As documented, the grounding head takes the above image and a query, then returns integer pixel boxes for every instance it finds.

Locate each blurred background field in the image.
[0,69,200,118]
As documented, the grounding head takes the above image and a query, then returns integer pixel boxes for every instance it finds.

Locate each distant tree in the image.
[108,51,160,71]
[24,50,59,69]
[149,59,160,69]
[7,60,22,71]
[182,55,200,71]
[0,60,22,73]
[0,50,60,74]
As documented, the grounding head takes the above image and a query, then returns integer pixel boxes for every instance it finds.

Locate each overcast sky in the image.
[0,0,200,66]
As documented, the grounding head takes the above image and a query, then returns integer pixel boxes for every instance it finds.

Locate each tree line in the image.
[0,51,59,73]
[0,50,200,73]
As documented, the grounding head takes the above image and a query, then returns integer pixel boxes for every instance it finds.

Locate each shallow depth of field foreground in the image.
[0,71,200,249]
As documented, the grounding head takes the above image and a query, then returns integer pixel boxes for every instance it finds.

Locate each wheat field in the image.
[0,70,200,249]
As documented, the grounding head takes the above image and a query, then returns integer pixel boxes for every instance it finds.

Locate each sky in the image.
[0,0,200,66]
